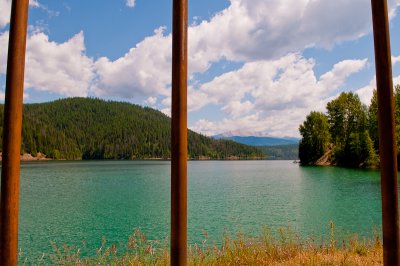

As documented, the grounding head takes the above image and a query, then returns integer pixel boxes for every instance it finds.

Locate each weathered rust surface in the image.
[371,0,400,264]
[171,0,188,265]
[0,0,29,265]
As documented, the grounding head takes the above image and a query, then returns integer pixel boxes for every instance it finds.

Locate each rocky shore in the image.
[0,152,51,161]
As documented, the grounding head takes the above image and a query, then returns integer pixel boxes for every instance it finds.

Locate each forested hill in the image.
[298,90,384,168]
[0,98,264,160]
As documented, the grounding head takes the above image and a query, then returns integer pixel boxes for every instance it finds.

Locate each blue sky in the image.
[1,0,400,137]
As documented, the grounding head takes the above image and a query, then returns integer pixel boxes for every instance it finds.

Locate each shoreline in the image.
[0,152,52,161]
[0,153,268,161]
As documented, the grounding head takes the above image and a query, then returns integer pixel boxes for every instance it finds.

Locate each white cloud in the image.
[187,0,398,65]
[0,31,8,73]
[158,85,211,115]
[194,114,263,137]
[0,31,94,97]
[196,55,367,113]
[356,74,400,105]
[93,27,171,99]
[29,0,40,7]
[126,0,135,8]
[393,55,400,65]
[145,96,157,106]
[191,54,368,137]
[0,0,11,29]
[355,78,376,105]
[221,100,254,119]
[24,31,93,96]
[394,76,400,88]
[0,0,41,28]
[318,59,368,92]
[355,54,400,105]
[90,0,398,102]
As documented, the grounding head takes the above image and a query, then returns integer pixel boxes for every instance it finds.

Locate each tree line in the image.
[298,86,400,168]
[260,144,299,160]
[0,98,264,160]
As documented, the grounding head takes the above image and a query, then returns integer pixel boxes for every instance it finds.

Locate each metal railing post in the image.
[371,0,400,264]
[171,0,188,265]
[0,0,29,265]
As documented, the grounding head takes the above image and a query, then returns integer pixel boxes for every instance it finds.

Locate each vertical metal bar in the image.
[371,0,400,264]
[0,0,29,265]
[171,0,188,264]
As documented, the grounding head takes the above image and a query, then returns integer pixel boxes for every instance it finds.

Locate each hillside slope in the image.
[213,135,299,146]
[259,144,299,160]
[0,98,264,160]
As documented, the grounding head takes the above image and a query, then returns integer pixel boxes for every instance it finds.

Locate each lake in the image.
[15,160,384,258]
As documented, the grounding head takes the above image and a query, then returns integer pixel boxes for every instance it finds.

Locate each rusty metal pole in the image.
[371,0,400,264]
[171,0,188,265]
[0,0,29,265]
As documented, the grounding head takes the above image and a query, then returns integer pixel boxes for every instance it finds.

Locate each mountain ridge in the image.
[213,135,299,146]
[0,97,264,160]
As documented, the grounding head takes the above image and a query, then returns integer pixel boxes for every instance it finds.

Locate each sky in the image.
[1,0,400,138]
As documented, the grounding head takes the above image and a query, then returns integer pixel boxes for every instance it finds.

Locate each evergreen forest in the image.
[260,144,299,160]
[0,98,264,160]
[298,86,400,168]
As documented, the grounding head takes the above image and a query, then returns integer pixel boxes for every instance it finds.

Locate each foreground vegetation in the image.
[20,226,383,265]
[0,98,263,160]
[298,86,400,167]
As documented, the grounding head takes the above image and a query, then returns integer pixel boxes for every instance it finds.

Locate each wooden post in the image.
[371,0,400,264]
[0,0,29,265]
[171,0,188,265]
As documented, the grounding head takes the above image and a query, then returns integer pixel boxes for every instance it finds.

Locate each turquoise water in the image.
[15,160,383,258]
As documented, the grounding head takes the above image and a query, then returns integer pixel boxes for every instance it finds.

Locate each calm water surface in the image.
[14,160,384,257]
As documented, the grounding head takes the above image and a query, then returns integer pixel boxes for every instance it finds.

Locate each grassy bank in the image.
[20,225,383,265]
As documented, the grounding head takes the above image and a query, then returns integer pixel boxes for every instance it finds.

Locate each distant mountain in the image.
[215,130,266,137]
[213,135,299,146]
[0,98,264,160]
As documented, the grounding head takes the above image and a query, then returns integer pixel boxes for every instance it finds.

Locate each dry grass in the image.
[20,224,383,265]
